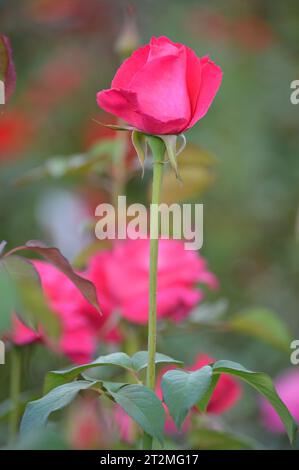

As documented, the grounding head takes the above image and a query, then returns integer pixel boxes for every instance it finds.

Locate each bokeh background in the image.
[0,0,299,450]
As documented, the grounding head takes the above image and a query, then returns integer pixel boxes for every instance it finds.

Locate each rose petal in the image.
[148,36,181,59]
[97,88,141,128]
[186,58,222,129]
[129,48,191,123]
[185,49,204,116]
[111,44,150,88]
[97,87,187,134]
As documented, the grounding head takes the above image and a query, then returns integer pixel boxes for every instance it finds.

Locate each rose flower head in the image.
[97,36,222,135]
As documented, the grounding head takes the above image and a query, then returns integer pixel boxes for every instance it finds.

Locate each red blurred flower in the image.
[24,47,91,112]
[28,0,78,24]
[187,10,230,43]
[187,9,275,52]
[87,238,218,325]
[0,110,35,161]
[27,0,113,34]
[232,16,275,51]
[97,36,222,135]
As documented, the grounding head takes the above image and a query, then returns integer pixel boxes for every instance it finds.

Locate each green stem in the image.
[9,347,21,441]
[143,136,165,450]
[123,324,141,384]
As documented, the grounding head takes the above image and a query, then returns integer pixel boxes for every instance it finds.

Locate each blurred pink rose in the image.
[67,397,112,450]
[97,36,222,135]
[113,405,136,444]
[190,354,242,414]
[260,369,299,433]
[11,260,120,364]
[156,353,241,435]
[11,239,217,360]
[11,315,42,346]
[88,238,218,325]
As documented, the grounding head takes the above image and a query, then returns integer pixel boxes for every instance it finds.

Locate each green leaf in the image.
[159,143,216,204]
[189,299,228,324]
[0,256,60,339]
[44,351,183,392]
[228,308,291,351]
[159,135,179,178]
[131,131,147,176]
[101,382,128,394]
[73,240,112,269]
[5,428,70,450]
[0,392,34,421]
[212,360,298,445]
[0,260,17,333]
[131,351,183,372]
[6,241,101,314]
[191,427,257,450]
[87,139,118,159]
[20,380,97,435]
[92,120,134,132]
[110,384,165,444]
[197,374,220,412]
[14,139,117,186]
[161,366,213,429]
[44,352,132,393]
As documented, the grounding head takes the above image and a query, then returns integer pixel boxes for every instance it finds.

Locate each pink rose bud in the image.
[97,36,222,135]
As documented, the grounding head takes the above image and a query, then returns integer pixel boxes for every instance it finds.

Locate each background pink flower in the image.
[190,354,242,414]
[260,369,299,433]
[113,405,136,444]
[97,36,222,135]
[88,238,218,325]
[156,353,241,434]
[11,260,120,364]
[11,315,42,346]
[67,397,112,449]
[11,241,217,360]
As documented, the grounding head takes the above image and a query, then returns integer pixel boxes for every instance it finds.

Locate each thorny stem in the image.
[142,136,165,450]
